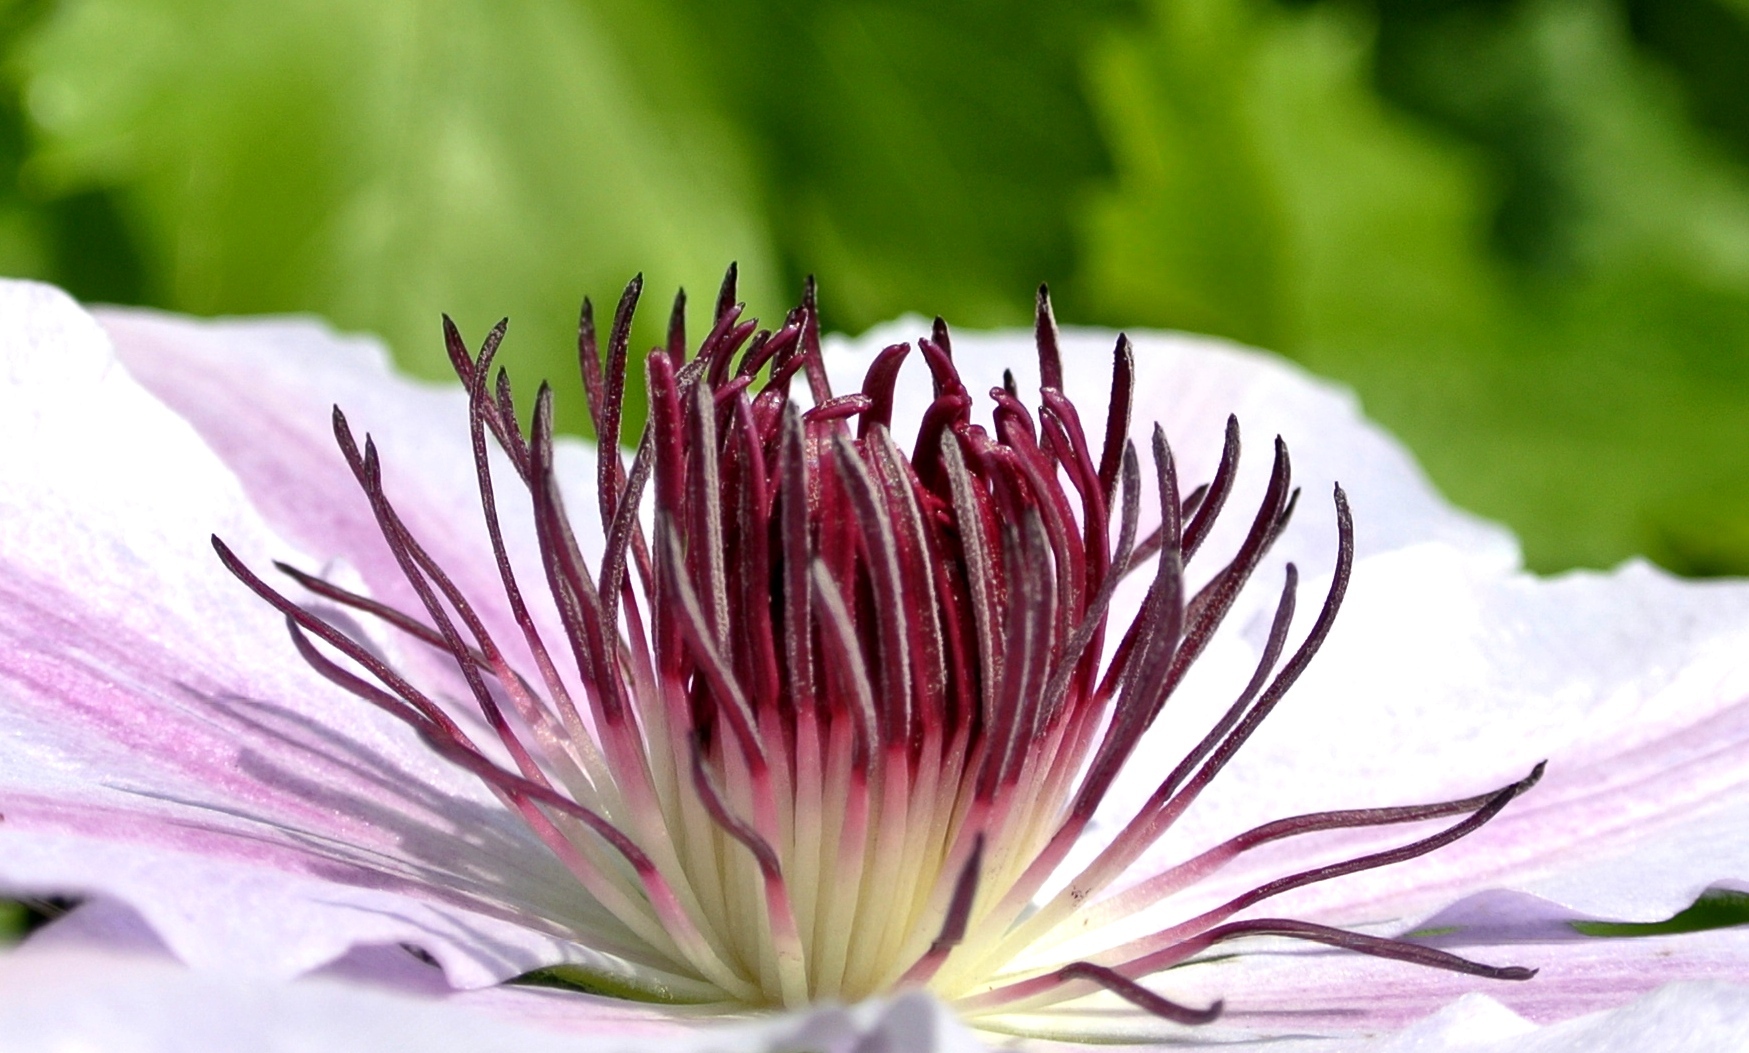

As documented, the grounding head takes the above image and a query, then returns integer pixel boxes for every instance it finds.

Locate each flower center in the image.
[214,270,1539,1023]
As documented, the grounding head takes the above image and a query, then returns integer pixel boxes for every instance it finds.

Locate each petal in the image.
[1479,982,1749,1053]
[1364,994,1539,1051]
[0,946,681,1052]
[0,281,630,985]
[1123,547,1749,930]
[0,945,989,1053]
[455,986,989,1051]
[1206,926,1749,1033]
[993,927,1749,1047]
[94,304,602,701]
[1229,981,1749,1053]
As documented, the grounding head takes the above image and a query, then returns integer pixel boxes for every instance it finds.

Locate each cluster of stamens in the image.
[214,269,1538,1024]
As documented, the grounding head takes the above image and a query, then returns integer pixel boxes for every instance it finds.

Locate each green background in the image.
[2,0,1748,575]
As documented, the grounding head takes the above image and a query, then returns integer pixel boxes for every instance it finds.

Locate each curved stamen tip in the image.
[1054,963,1224,1026]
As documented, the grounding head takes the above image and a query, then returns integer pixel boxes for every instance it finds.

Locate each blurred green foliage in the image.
[1083,0,1749,572]
[670,0,1126,330]
[0,0,1746,573]
[0,896,60,945]
[0,898,26,943]
[7,0,780,422]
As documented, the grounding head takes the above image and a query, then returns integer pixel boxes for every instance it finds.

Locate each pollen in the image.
[213,269,1539,1023]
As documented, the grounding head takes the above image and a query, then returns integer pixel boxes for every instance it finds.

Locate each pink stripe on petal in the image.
[96,307,599,706]
[1115,552,1749,935]
[1183,925,1749,1032]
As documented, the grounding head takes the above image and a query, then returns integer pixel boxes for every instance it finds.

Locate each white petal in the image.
[1485,982,1749,1053]
[1120,548,1749,930]
[95,304,603,701]
[0,946,676,1052]
[1356,981,1749,1053]
[1368,994,1539,1050]
[0,281,630,985]
[998,926,1749,1048]
[0,946,990,1053]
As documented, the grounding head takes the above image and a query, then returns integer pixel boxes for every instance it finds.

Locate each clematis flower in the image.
[2,273,1749,1050]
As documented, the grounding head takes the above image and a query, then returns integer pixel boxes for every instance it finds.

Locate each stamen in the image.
[1095,335,1134,504]
[1077,766,1549,935]
[1190,919,1538,981]
[215,272,1540,1020]
[1052,963,1222,1026]
[897,834,986,989]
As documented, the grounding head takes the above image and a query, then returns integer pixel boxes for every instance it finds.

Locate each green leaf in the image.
[1574,888,1749,937]
[675,0,1133,333]
[16,0,781,432]
[1079,0,1749,573]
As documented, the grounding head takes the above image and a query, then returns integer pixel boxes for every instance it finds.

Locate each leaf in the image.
[16,0,781,432]
[1079,0,1749,573]
[1573,888,1749,937]
[675,0,1132,332]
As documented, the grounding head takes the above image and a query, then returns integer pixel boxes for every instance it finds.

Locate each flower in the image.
[206,267,1550,1023]
[2,275,1749,1050]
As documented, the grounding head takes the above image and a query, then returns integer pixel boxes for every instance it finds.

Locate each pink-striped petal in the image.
[1110,546,1749,934]
[0,937,987,1052]
[997,925,1749,1047]
[95,304,603,703]
[0,281,636,986]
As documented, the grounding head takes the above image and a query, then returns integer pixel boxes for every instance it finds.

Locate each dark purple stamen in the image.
[1054,962,1223,1026]
[214,268,1539,1018]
